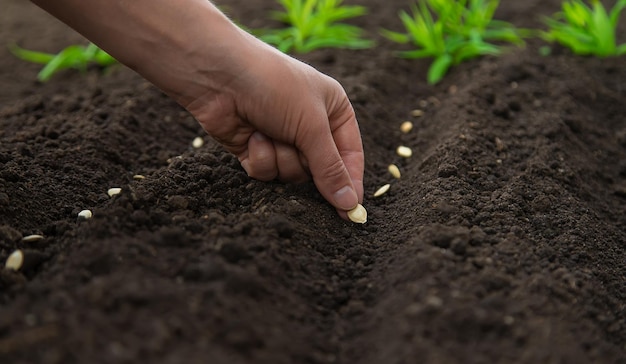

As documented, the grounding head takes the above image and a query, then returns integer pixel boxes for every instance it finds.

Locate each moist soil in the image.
[1,0,625,363]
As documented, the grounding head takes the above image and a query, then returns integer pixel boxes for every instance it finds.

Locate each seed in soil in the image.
[133,175,145,180]
[388,164,401,179]
[373,184,391,197]
[192,137,204,148]
[5,250,24,271]
[347,204,367,224]
[397,146,412,158]
[400,121,413,133]
[410,109,424,117]
[108,188,122,197]
[78,209,93,219]
[21,234,44,243]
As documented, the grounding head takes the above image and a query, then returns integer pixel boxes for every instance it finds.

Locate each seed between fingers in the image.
[347,204,367,224]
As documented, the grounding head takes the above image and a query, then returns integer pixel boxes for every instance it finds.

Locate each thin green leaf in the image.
[428,54,453,84]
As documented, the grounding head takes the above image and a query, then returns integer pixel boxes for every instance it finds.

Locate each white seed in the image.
[373,184,391,197]
[400,121,413,134]
[133,175,145,180]
[347,204,367,224]
[396,146,413,158]
[410,109,424,117]
[5,250,24,271]
[107,188,122,197]
[192,136,204,149]
[388,164,401,179]
[21,234,44,243]
[78,209,93,219]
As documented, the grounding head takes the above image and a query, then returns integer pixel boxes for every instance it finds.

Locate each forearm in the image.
[31,0,252,105]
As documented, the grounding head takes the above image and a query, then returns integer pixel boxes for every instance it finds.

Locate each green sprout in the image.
[542,0,626,57]
[10,42,117,82]
[256,0,374,53]
[382,0,525,84]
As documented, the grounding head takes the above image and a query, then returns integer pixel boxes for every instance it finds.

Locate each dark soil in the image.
[1,0,625,363]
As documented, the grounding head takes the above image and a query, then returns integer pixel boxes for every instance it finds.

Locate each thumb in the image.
[299,123,359,213]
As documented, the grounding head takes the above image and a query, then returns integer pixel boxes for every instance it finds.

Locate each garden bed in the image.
[1,0,625,363]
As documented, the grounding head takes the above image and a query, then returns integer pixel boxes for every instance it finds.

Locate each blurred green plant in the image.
[542,0,626,56]
[10,42,117,82]
[256,0,374,53]
[382,0,526,84]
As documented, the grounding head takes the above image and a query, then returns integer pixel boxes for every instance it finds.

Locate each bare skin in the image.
[31,0,364,220]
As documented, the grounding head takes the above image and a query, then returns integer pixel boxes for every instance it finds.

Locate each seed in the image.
[373,184,391,197]
[396,146,412,158]
[388,164,401,179]
[133,175,145,180]
[347,204,367,224]
[21,234,44,243]
[400,121,413,134]
[5,250,24,271]
[192,137,204,149]
[78,209,93,219]
[410,109,424,117]
[108,188,122,197]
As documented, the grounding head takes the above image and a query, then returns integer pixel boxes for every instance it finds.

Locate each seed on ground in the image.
[5,250,24,271]
[21,234,44,243]
[410,109,424,117]
[192,136,204,148]
[373,184,391,197]
[396,146,412,158]
[107,188,122,197]
[400,121,413,134]
[78,210,93,219]
[347,204,367,224]
[133,175,145,180]
[388,164,401,179]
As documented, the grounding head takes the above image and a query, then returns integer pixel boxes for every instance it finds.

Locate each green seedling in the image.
[256,0,374,53]
[382,0,525,84]
[10,42,117,82]
[542,0,626,56]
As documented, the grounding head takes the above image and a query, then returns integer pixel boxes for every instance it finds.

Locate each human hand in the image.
[29,0,364,219]
[182,32,364,219]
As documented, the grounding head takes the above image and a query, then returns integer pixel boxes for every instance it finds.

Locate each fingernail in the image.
[333,186,358,211]
[252,131,268,141]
